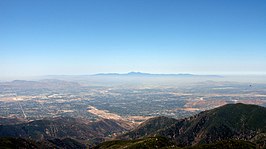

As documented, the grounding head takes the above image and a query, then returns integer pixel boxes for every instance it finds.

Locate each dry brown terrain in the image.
[87,106,152,126]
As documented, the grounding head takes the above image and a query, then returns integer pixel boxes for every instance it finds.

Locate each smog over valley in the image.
[1,0,266,149]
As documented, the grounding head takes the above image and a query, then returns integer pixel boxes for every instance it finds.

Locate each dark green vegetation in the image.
[120,116,178,139]
[94,136,178,149]
[0,137,86,149]
[0,117,128,141]
[94,137,257,149]
[185,140,256,149]
[46,138,86,149]
[0,137,40,149]
[120,103,266,148]
[0,137,258,149]
[1,103,266,148]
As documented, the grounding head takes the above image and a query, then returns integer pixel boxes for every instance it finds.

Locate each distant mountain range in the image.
[94,72,222,77]
[1,103,265,148]
[0,79,81,90]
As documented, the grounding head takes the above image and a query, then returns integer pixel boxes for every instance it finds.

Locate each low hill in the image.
[0,117,129,141]
[0,117,28,125]
[0,79,81,91]
[120,116,178,140]
[120,103,266,147]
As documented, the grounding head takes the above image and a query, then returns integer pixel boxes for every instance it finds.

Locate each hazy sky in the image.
[1,0,266,78]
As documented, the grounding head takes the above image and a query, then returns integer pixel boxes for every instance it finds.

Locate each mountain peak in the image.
[127,72,150,75]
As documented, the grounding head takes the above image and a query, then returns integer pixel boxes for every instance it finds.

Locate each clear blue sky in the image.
[1,0,266,78]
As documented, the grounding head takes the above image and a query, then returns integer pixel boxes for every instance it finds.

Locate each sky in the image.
[1,0,266,79]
